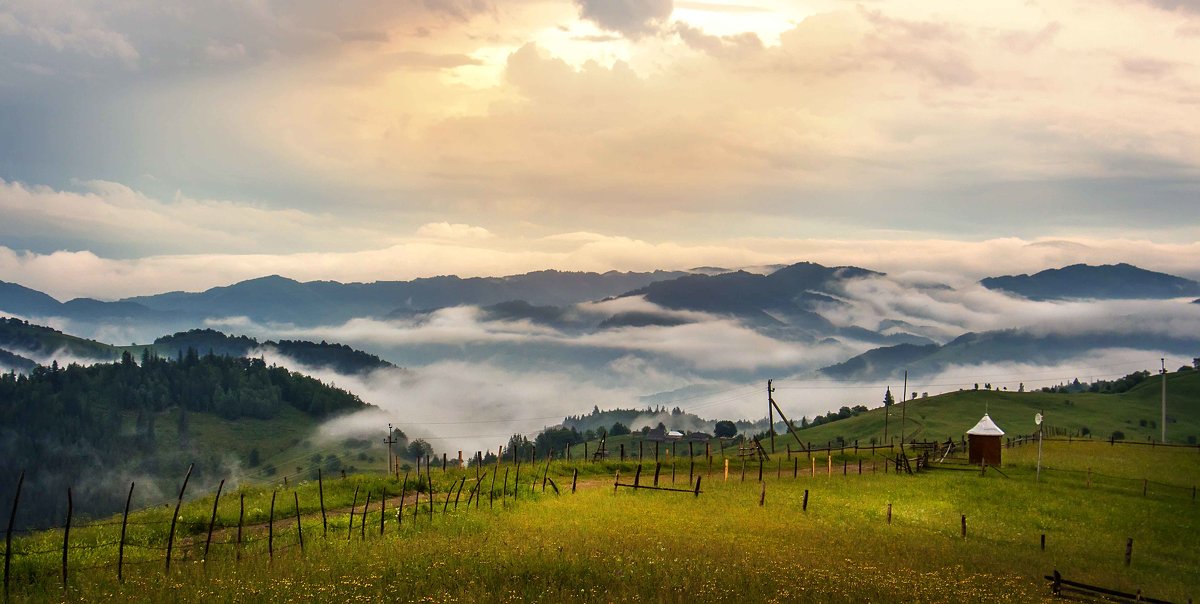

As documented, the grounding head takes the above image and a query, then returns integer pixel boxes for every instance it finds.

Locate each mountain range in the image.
[3,261,1199,382]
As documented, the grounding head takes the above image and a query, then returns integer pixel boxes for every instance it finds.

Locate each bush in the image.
[1110,431,1125,441]
[1080,426,1090,436]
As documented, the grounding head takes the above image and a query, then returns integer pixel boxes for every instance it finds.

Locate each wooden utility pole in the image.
[768,380,775,453]
[384,423,397,475]
[1161,358,1167,443]
[900,371,908,444]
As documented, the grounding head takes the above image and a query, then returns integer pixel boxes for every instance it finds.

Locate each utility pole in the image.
[1161,358,1167,443]
[384,423,396,475]
[900,370,908,444]
[768,380,775,453]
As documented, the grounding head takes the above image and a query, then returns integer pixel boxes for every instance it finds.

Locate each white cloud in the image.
[415,222,495,240]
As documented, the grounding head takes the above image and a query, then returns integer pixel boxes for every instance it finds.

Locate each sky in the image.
[2,0,1200,300]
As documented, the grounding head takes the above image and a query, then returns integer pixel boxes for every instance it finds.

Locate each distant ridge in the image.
[980,263,1200,300]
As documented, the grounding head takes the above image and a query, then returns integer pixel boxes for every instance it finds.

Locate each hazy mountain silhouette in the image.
[980,263,1200,300]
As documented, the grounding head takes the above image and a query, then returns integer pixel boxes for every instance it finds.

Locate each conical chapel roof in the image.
[966,413,1005,436]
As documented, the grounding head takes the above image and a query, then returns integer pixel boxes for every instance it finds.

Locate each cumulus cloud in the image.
[574,0,674,37]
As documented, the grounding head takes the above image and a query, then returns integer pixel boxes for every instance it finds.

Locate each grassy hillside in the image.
[4,440,1198,602]
[762,369,1200,452]
[0,317,118,360]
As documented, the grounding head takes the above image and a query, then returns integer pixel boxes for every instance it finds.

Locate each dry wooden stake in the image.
[347,486,359,539]
[165,463,193,574]
[236,493,244,561]
[204,479,224,562]
[723,459,729,482]
[3,470,21,600]
[361,491,371,539]
[61,487,71,589]
[117,481,133,583]
[268,490,276,559]
[318,469,327,537]
[295,491,305,552]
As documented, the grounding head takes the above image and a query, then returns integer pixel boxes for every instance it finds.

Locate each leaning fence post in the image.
[759,482,766,507]
[118,481,133,582]
[802,489,809,512]
[361,492,371,540]
[454,477,465,510]
[398,471,408,527]
[572,469,579,494]
[347,486,359,540]
[236,493,244,561]
[268,490,276,559]
[295,492,304,552]
[62,487,72,590]
[165,463,193,574]
[204,479,224,562]
[318,469,327,537]
[3,470,19,601]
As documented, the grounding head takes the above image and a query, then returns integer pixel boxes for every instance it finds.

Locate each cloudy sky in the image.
[2,0,1199,299]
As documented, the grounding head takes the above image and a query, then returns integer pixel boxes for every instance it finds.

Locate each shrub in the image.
[1110,431,1125,441]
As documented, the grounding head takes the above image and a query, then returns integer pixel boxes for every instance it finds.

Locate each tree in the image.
[248,448,261,467]
[610,421,631,436]
[407,439,433,459]
[714,420,737,438]
[883,387,894,442]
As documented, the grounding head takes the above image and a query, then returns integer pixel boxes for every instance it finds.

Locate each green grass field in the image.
[5,437,1199,603]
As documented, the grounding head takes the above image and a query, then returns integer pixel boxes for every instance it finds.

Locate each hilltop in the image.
[981,263,1200,300]
[765,368,1200,450]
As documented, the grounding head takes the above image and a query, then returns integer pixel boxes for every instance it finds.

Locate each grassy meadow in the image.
[5,437,1199,602]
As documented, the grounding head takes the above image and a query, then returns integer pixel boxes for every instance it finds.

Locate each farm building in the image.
[966,413,1005,466]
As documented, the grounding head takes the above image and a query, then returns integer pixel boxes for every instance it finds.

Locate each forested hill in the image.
[0,351,370,529]
[153,328,397,375]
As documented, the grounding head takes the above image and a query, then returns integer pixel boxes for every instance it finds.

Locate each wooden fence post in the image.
[961,514,967,538]
[361,492,371,540]
[3,470,20,600]
[165,463,193,574]
[802,489,809,512]
[759,482,766,507]
[1125,538,1133,566]
[454,477,466,510]
[572,469,578,494]
[613,469,621,494]
[295,492,304,552]
[694,476,702,497]
[236,494,244,561]
[118,481,133,583]
[62,487,72,590]
[347,486,359,540]
[654,462,662,487]
[204,479,224,562]
[381,487,389,535]
[1041,534,1045,551]
[398,473,408,527]
[1143,479,1147,497]
[268,490,276,559]
[793,458,798,479]
[724,459,729,482]
[887,503,892,524]
[620,443,625,462]
[811,457,816,477]
[318,469,327,537]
